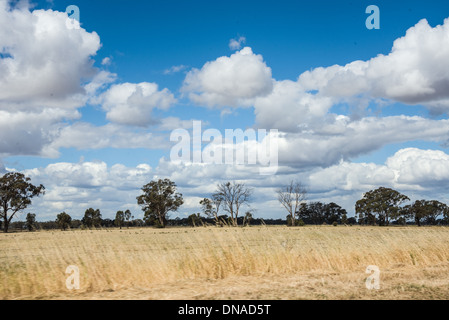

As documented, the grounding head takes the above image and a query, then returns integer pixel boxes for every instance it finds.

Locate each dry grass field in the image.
[1,225,449,300]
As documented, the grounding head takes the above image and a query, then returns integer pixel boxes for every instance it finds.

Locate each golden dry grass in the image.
[1,225,449,300]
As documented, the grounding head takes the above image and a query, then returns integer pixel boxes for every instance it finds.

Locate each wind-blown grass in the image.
[1,226,449,299]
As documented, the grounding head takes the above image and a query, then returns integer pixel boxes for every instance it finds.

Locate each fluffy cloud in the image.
[43,122,169,158]
[182,47,273,107]
[248,18,449,175]
[253,80,335,132]
[99,82,177,126]
[276,116,449,168]
[0,2,101,110]
[252,18,449,134]
[386,148,449,186]
[308,148,449,206]
[0,2,116,158]
[309,161,395,194]
[0,4,196,159]
[179,18,449,130]
[297,18,449,113]
[24,161,153,219]
[26,161,152,190]
[0,108,79,157]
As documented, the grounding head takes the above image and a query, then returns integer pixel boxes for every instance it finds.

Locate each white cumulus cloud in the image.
[99,82,177,126]
[182,47,273,107]
[297,18,449,113]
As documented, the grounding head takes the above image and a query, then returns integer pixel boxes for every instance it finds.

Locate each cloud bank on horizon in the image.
[2,1,449,220]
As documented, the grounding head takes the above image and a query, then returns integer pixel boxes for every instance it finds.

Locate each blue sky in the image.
[2,0,449,220]
[10,0,448,169]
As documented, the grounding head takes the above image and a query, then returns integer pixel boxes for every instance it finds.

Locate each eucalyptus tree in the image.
[0,172,45,233]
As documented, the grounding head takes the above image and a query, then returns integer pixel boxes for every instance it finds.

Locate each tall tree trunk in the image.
[158,212,165,227]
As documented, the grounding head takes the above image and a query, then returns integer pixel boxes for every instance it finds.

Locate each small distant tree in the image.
[0,172,45,233]
[277,181,307,227]
[137,179,184,228]
[404,200,449,226]
[25,213,36,231]
[115,209,133,229]
[82,208,102,229]
[12,221,25,231]
[124,209,133,228]
[395,216,407,225]
[347,217,357,225]
[323,202,346,224]
[213,181,253,227]
[355,187,409,226]
[200,196,222,225]
[423,200,449,225]
[403,200,424,226]
[295,201,347,225]
[56,212,72,231]
[297,202,324,225]
[133,219,144,227]
[70,219,82,229]
[115,210,125,229]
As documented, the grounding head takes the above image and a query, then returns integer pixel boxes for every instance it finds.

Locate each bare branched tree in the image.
[277,181,307,226]
[213,181,253,226]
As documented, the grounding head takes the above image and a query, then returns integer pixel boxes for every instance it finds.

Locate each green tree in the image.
[115,209,133,229]
[323,202,346,224]
[355,187,410,226]
[115,210,125,229]
[424,200,449,225]
[25,213,36,231]
[297,202,325,225]
[199,196,222,225]
[56,212,72,231]
[0,172,45,233]
[124,209,133,228]
[82,208,102,228]
[137,179,184,228]
[404,200,449,226]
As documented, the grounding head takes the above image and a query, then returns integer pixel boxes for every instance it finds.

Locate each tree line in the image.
[1,172,449,232]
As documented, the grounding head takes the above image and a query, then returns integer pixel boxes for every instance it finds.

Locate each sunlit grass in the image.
[1,225,449,299]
